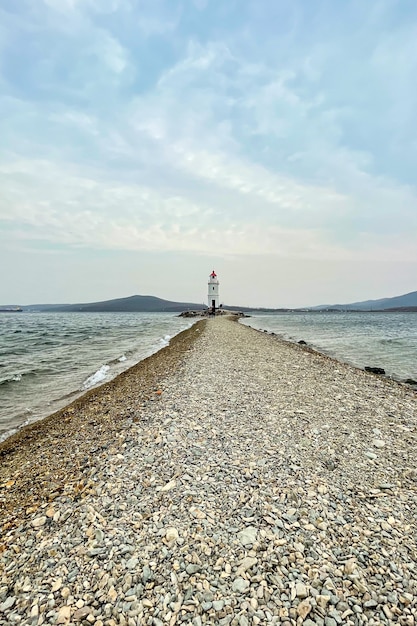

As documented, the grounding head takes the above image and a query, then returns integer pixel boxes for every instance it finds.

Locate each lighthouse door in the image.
[211,299,215,308]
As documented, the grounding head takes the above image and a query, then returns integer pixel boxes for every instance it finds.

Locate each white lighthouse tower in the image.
[208,270,220,312]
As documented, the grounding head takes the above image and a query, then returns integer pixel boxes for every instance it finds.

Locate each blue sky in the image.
[1,0,416,307]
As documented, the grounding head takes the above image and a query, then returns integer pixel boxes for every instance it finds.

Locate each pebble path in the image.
[1,316,416,625]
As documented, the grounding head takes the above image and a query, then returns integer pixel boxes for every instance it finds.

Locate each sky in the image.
[1,0,417,308]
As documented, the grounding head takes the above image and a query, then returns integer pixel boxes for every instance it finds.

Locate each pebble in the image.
[295,582,308,598]
[237,526,257,546]
[232,578,250,593]
[0,597,15,612]
[0,318,416,626]
[213,600,224,611]
[372,439,386,448]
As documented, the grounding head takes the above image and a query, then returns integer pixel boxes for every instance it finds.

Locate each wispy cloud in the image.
[0,0,416,303]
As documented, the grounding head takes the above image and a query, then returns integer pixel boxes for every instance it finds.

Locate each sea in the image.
[0,312,197,442]
[240,311,417,383]
[1,311,416,444]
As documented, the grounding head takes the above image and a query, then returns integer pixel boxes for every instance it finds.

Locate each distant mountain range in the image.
[310,290,417,311]
[2,290,416,313]
[18,295,208,313]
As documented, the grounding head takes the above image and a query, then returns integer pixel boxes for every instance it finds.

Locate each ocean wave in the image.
[108,354,128,365]
[81,365,110,390]
[159,334,171,347]
[0,373,23,386]
[0,314,199,442]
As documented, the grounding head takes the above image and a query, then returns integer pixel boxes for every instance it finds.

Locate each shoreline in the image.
[242,322,417,393]
[1,314,198,445]
[0,316,416,625]
[1,314,415,531]
[239,318,417,388]
[0,319,207,531]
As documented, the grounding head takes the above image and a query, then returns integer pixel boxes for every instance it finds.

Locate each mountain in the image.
[21,295,207,313]
[1,295,276,313]
[6,290,417,313]
[312,290,417,311]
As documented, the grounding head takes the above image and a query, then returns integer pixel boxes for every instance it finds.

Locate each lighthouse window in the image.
[212,286,214,290]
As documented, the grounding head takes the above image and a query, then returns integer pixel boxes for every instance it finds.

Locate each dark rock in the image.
[324,459,338,470]
[298,340,307,345]
[404,378,417,385]
[364,366,385,375]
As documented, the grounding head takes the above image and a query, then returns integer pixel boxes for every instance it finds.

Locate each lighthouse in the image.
[208,270,220,312]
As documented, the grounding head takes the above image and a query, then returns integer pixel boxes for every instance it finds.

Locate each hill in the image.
[22,295,207,313]
[312,290,417,311]
[5,290,417,313]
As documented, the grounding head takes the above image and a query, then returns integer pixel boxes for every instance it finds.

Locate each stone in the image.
[364,599,378,609]
[237,527,258,546]
[316,595,330,609]
[32,516,47,528]
[297,600,311,619]
[158,479,176,492]
[232,578,250,593]
[142,565,152,583]
[365,367,385,375]
[189,506,206,519]
[108,586,117,602]
[236,556,257,576]
[399,593,413,605]
[186,564,201,575]
[73,607,93,621]
[56,606,71,624]
[165,527,179,543]
[372,439,386,448]
[0,596,16,611]
[295,582,308,598]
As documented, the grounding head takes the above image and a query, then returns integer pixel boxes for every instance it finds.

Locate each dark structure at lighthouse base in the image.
[179,309,245,318]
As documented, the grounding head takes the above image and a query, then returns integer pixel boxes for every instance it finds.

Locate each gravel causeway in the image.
[1,316,416,625]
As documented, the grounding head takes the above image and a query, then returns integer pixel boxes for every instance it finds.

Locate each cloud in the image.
[1,0,417,281]
[1,152,416,265]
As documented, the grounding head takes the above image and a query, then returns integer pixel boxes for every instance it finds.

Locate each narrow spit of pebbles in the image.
[1,316,416,626]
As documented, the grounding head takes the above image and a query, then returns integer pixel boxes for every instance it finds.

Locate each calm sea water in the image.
[240,312,417,382]
[0,312,196,442]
